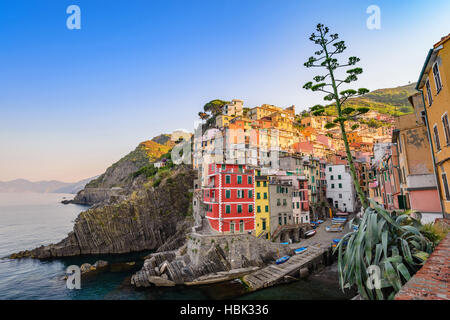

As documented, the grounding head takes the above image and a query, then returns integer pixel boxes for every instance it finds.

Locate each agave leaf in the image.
[413,251,429,262]
[384,261,402,292]
[369,199,399,227]
[396,263,411,282]
[400,238,416,269]
[410,240,421,250]
[382,230,388,259]
[387,291,396,300]
[374,243,383,265]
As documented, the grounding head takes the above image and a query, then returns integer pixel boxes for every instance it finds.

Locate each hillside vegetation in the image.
[322,83,417,116]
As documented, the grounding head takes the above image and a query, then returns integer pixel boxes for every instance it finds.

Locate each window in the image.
[277,199,281,206]
[264,192,268,199]
[442,173,450,201]
[330,175,334,180]
[237,175,242,184]
[283,199,287,206]
[339,194,342,199]
[442,113,450,145]
[329,167,332,172]
[339,183,342,188]
[426,79,433,106]
[338,175,342,180]
[225,190,231,199]
[434,125,441,151]
[226,205,231,214]
[248,190,253,198]
[248,204,253,213]
[265,205,269,212]
[257,181,260,187]
[433,62,443,93]
[331,184,335,189]
[257,206,261,213]
[237,205,242,213]
[263,181,267,187]
[248,176,252,184]
[221,164,226,171]
[257,192,260,199]
[225,175,231,184]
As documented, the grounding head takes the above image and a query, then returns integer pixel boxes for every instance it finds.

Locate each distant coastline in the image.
[0,176,98,194]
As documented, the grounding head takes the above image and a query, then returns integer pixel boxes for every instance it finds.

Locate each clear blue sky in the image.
[1,0,449,182]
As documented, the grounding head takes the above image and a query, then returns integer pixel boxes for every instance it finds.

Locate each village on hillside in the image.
[183,34,450,244]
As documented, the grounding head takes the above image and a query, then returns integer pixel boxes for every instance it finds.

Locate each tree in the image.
[303,23,370,209]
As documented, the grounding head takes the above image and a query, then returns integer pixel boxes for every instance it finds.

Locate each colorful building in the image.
[203,163,255,233]
[390,93,442,222]
[417,33,450,217]
[255,169,270,239]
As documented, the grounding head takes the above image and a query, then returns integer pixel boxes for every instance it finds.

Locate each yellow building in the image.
[255,169,270,239]
[417,34,450,216]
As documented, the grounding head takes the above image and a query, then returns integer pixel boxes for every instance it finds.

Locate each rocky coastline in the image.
[130,233,293,288]
[10,165,196,259]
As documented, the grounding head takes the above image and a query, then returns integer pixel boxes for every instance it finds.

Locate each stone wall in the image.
[394,232,449,300]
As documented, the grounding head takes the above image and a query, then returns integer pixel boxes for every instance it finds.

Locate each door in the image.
[230,221,235,233]
[262,219,266,231]
[239,220,244,233]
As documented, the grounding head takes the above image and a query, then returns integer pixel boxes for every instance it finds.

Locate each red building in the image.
[203,163,255,233]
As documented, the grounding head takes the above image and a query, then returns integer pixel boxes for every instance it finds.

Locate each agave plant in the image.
[334,199,434,300]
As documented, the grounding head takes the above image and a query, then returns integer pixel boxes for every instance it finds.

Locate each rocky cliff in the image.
[11,165,196,259]
[69,135,174,206]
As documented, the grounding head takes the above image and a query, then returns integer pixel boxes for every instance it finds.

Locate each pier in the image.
[242,244,332,291]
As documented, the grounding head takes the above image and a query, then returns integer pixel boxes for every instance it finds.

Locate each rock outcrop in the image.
[131,233,293,287]
[68,136,174,206]
[10,165,196,259]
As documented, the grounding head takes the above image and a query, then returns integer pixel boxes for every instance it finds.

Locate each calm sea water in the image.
[0,193,355,300]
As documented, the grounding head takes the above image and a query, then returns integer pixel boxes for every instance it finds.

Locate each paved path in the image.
[289,216,354,250]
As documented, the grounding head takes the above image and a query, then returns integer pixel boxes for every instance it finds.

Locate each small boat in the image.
[336,211,349,216]
[280,242,289,245]
[332,239,340,244]
[294,247,308,254]
[309,223,317,229]
[305,230,316,237]
[326,225,343,232]
[332,217,347,222]
[276,256,290,264]
[317,220,324,224]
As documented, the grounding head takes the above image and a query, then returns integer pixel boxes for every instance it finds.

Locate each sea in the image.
[0,193,355,300]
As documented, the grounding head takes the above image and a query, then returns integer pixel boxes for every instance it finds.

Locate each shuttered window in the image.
[433,62,443,93]
[442,113,450,145]
[434,125,441,151]
[426,79,433,106]
[442,173,450,201]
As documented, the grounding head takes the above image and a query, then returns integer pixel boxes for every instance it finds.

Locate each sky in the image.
[1,0,450,182]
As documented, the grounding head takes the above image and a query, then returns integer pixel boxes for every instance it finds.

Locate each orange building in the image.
[417,34,450,217]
